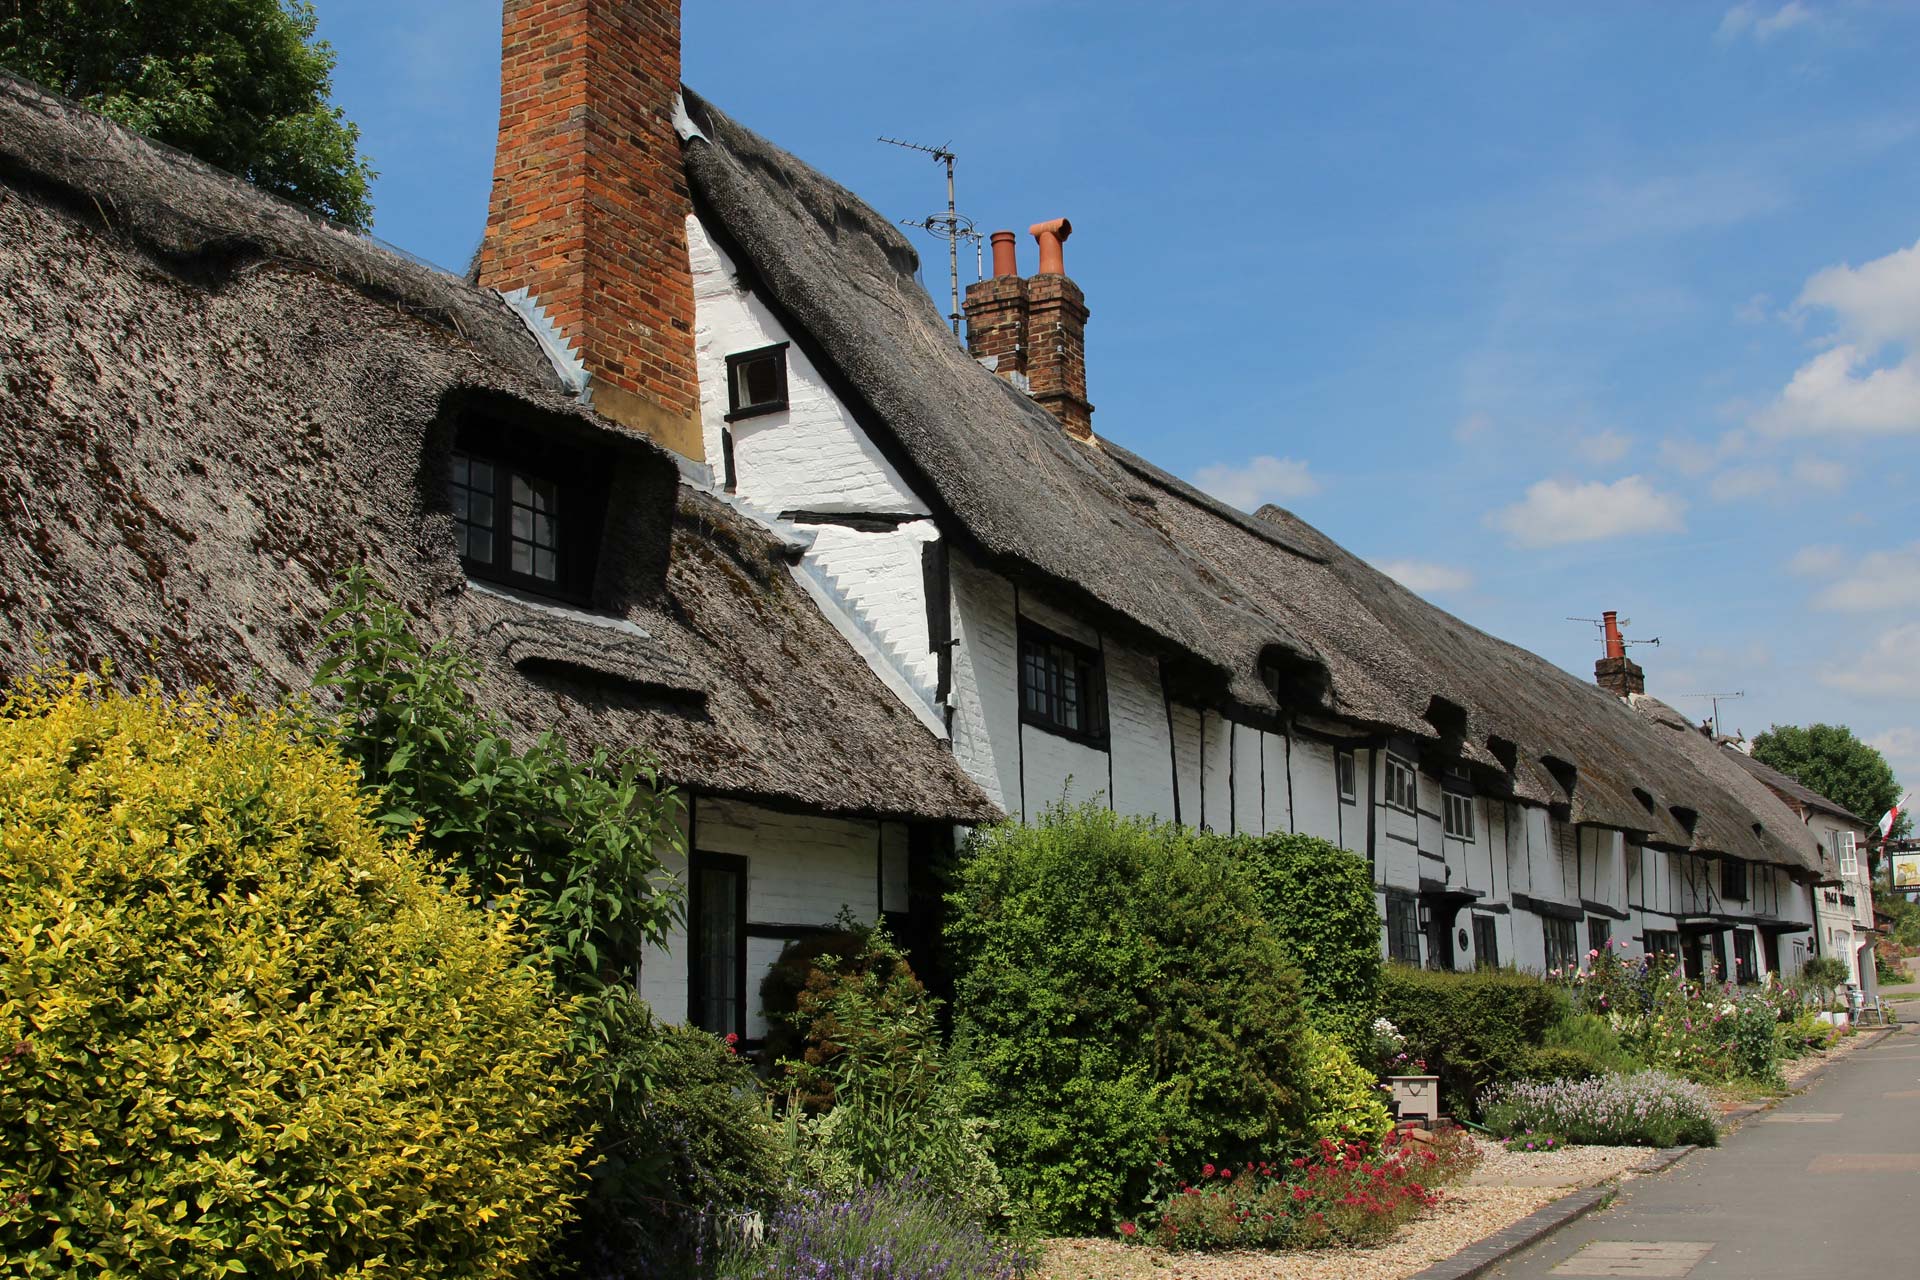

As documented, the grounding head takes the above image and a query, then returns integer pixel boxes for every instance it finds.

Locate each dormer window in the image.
[725,342,789,421]
[448,419,607,604]
[1018,620,1108,747]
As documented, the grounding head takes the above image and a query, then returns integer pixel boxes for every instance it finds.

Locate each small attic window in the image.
[449,419,607,604]
[725,342,789,421]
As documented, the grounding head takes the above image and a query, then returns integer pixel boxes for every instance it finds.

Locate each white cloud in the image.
[1754,344,1920,436]
[1790,455,1850,491]
[1787,544,1847,576]
[1576,429,1632,465]
[1820,622,1920,698]
[1488,475,1688,548]
[1658,429,1747,476]
[1757,238,1920,437]
[1805,541,1920,611]
[1799,236,1920,348]
[1735,292,1773,324]
[1868,726,1920,790]
[1191,455,1321,511]
[1709,464,1780,501]
[1372,559,1474,595]
[1716,2,1814,44]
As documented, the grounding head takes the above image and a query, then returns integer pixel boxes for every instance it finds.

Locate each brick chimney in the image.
[477,0,702,460]
[963,231,1029,385]
[962,217,1094,441]
[1594,610,1646,698]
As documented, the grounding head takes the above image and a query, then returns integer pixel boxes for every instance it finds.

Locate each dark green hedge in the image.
[1378,965,1568,1116]
[1231,833,1382,1045]
[947,804,1314,1234]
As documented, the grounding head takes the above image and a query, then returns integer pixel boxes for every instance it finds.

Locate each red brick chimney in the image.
[962,217,1094,441]
[477,0,702,460]
[963,230,1029,386]
[1594,609,1646,698]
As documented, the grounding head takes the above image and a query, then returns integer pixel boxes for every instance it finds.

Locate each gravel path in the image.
[1033,1140,1652,1280]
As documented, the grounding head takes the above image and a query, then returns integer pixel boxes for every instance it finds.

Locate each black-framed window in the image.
[687,853,748,1039]
[1336,751,1357,803]
[1018,621,1108,746]
[1587,916,1611,954]
[1732,929,1759,985]
[448,420,606,603]
[1443,791,1474,840]
[1384,755,1417,812]
[724,342,789,422]
[1386,892,1421,963]
[1720,857,1748,903]
[1542,915,1579,973]
[1473,914,1500,968]
[1644,929,1680,963]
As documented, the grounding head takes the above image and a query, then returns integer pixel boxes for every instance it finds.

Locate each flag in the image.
[1882,791,1912,840]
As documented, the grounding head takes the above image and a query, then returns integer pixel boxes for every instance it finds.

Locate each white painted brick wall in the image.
[1291,738,1339,844]
[799,520,941,695]
[1170,703,1203,826]
[697,796,880,927]
[1107,645,1176,822]
[1199,711,1233,833]
[949,555,1022,813]
[1022,727,1111,817]
[688,216,928,515]
[1233,722,1266,835]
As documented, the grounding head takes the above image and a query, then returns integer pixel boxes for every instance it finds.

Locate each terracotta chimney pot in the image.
[990,230,1019,278]
[1029,218,1073,275]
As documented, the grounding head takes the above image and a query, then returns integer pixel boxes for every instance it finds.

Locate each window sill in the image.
[723,400,788,424]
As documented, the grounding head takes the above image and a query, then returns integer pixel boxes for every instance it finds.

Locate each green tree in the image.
[1751,723,1909,849]
[1,0,375,228]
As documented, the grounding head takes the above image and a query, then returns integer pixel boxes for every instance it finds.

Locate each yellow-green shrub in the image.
[1299,1028,1391,1145]
[0,674,591,1279]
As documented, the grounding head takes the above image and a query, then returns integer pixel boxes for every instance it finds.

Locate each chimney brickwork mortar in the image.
[479,0,703,459]
[1595,655,1646,698]
[963,274,1029,382]
[1025,273,1092,440]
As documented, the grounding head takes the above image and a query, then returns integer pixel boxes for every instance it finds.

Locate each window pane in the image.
[512,540,531,575]
[471,460,493,491]
[737,353,783,408]
[468,529,493,564]
[695,866,742,1035]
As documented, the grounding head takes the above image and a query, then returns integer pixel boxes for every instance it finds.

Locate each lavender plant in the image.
[1479,1071,1718,1148]
[712,1180,1033,1280]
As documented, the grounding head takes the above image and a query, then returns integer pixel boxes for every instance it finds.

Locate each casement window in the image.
[687,853,748,1039]
[1018,621,1108,746]
[1719,856,1748,903]
[1386,893,1421,963]
[1542,915,1580,973]
[1835,830,1859,877]
[449,422,606,603]
[1472,914,1499,969]
[1384,755,1417,812]
[1732,929,1759,985]
[1337,751,1357,803]
[724,342,789,421]
[1644,929,1680,961]
[1587,916,1611,954]
[1443,791,1475,841]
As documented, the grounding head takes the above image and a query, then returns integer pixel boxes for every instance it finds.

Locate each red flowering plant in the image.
[1119,1131,1480,1251]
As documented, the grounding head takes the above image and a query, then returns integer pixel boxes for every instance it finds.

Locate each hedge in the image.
[1377,964,1568,1116]
[1233,833,1382,1044]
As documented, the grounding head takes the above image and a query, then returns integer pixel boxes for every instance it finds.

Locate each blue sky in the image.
[315,0,1920,802]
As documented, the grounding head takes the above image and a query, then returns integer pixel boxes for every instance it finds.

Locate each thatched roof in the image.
[0,72,996,824]
[1723,748,1866,826]
[681,87,1822,871]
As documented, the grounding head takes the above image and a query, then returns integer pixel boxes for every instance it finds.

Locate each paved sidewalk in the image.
[1485,1021,1920,1278]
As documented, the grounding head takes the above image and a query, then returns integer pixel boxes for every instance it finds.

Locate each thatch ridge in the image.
[1723,747,1866,826]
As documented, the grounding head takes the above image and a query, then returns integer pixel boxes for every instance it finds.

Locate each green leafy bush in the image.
[1298,1029,1391,1145]
[1514,1046,1605,1084]
[1378,964,1568,1116]
[947,804,1314,1234]
[565,1005,783,1278]
[315,568,684,1001]
[1232,833,1383,1044]
[0,674,588,1279]
[758,925,870,1082]
[778,925,1010,1227]
[1800,957,1851,1010]
[1543,1013,1642,1075]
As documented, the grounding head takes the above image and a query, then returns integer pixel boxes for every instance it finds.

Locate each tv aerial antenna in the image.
[1566,616,1661,651]
[1680,691,1745,736]
[878,136,981,338]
